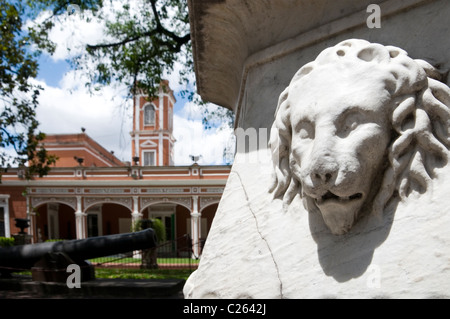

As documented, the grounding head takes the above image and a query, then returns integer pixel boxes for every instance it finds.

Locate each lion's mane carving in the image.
[269,39,450,233]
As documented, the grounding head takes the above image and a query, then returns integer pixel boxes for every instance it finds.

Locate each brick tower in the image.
[130,81,176,166]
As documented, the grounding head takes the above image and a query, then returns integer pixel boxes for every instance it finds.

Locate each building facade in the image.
[0,82,231,258]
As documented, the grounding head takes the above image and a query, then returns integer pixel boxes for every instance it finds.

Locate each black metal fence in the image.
[89,234,200,271]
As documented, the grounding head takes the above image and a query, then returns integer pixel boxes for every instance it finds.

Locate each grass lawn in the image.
[89,257,200,265]
[14,256,200,281]
[14,268,195,280]
[95,268,194,280]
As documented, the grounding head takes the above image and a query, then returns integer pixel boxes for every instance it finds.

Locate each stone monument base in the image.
[184,149,450,299]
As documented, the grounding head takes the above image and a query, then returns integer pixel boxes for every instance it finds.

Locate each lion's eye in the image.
[347,119,359,131]
[338,111,365,138]
[294,120,314,140]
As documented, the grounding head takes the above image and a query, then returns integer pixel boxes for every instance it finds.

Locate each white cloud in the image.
[177,100,204,121]
[172,100,236,165]
[32,75,133,162]
[163,49,196,93]
[173,114,235,166]
[26,2,119,62]
[48,15,106,61]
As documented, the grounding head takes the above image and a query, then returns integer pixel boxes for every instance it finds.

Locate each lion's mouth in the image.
[316,191,363,205]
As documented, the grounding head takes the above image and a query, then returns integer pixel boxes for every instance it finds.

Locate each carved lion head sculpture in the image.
[269,39,450,235]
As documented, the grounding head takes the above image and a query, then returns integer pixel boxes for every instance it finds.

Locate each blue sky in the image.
[37,56,69,87]
[29,6,234,166]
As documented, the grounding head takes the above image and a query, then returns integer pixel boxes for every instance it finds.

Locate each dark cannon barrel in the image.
[0,229,157,271]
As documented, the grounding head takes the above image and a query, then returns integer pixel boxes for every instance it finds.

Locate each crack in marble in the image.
[233,171,284,298]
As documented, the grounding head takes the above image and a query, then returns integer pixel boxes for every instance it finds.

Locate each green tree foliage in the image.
[82,0,191,99]
[134,218,166,243]
[0,0,59,181]
[0,236,15,247]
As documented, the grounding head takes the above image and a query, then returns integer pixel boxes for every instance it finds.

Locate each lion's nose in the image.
[310,156,338,185]
[311,169,336,185]
[313,171,333,183]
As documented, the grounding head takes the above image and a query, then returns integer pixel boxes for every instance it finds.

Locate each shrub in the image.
[150,218,166,243]
[134,218,166,243]
[0,237,15,247]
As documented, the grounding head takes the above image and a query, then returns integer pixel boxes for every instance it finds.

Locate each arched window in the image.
[144,104,155,125]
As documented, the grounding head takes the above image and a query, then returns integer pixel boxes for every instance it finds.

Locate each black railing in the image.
[89,234,200,271]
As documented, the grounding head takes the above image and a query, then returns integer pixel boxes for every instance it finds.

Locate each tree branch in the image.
[149,0,163,30]
[86,29,160,50]
[87,29,190,52]
[87,0,190,53]
[0,127,20,154]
